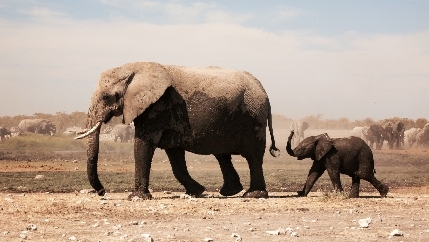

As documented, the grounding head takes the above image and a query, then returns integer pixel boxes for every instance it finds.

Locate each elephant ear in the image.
[315,133,333,161]
[123,63,172,124]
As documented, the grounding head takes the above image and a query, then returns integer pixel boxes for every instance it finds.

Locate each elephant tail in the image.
[268,102,280,157]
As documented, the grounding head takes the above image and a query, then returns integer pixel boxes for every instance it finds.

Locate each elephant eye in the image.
[102,95,116,104]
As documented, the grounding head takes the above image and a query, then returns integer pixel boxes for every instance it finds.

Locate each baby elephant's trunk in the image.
[286,131,295,157]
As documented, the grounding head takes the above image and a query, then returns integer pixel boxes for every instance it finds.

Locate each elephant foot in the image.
[185,183,206,197]
[297,190,306,197]
[219,183,244,197]
[243,190,268,199]
[127,191,152,201]
[348,192,359,198]
[379,185,389,198]
[96,188,106,196]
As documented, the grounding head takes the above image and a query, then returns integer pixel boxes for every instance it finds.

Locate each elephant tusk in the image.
[74,122,102,140]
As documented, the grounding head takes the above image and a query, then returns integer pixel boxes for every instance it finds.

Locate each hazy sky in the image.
[1,0,428,120]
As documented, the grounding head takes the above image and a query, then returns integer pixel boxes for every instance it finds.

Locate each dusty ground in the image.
[1,187,429,242]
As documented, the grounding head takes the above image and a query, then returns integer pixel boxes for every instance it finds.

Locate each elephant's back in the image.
[166,65,269,121]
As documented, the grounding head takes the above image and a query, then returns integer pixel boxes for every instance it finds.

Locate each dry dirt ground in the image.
[1,187,429,242]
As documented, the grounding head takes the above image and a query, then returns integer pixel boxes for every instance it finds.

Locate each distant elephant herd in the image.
[350,122,429,150]
[1,62,428,200]
[0,119,135,143]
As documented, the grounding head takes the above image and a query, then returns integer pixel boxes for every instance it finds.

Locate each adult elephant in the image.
[286,131,388,198]
[350,126,369,143]
[0,127,11,141]
[110,124,135,142]
[289,121,309,148]
[18,119,56,135]
[383,121,405,150]
[405,127,420,148]
[75,62,280,200]
[416,123,429,148]
[364,124,385,150]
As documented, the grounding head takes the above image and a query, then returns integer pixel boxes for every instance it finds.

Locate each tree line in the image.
[0,112,427,133]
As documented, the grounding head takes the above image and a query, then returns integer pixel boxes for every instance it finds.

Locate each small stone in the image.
[204,238,213,242]
[390,229,404,236]
[34,175,44,179]
[69,236,77,240]
[358,218,371,228]
[26,224,37,231]
[266,230,280,235]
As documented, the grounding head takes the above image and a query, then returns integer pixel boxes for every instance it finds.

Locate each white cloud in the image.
[18,6,65,19]
[0,8,428,119]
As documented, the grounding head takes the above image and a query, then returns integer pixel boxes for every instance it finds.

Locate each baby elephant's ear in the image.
[315,133,333,161]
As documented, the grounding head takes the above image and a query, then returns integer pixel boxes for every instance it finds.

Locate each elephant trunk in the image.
[286,131,296,157]
[86,123,105,196]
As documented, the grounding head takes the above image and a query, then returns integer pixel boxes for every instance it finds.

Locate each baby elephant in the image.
[286,131,388,198]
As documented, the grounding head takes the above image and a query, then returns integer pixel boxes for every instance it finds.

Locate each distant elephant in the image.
[364,124,385,150]
[350,126,369,143]
[286,131,388,198]
[18,119,56,135]
[289,121,309,148]
[0,127,11,141]
[110,124,135,142]
[416,123,429,148]
[75,62,280,200]
[405,127,420,148]
[383,121,405,150]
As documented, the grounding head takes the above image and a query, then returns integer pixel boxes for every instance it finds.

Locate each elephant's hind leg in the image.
[367,176,389,198]
[166,148,205,197]
[215,154,243,196]
[241,153,268,199]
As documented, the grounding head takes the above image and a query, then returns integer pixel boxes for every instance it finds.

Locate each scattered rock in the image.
[358,218,372,228]
[26,224,37,231]
[266,230,280,235]
[390,229,404,237]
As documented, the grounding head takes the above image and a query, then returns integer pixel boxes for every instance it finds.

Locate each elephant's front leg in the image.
[349,175,360,198]
[299,162,326,197]
[215,154,243,196]
[128,137,155,200]
[326,167,343,193]
[166,148,205,197]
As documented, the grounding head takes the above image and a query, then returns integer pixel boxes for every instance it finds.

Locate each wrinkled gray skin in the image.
[0,127,11,141]
[286,131,388,198]
[364,124,385,150]
[110,124,135,142]
[289,121,309,148]
[77,62,280,200]
[383,121,405,150]
[18,119,56,135]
